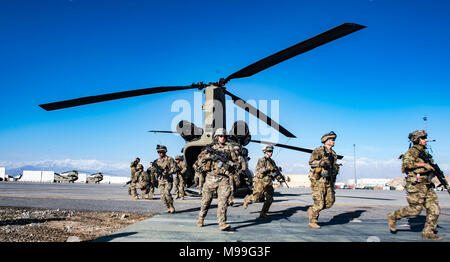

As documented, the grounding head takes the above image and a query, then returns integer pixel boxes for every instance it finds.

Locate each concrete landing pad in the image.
[95,209,450,242]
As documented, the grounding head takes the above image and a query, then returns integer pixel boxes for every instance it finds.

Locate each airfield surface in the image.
[1,182,449,242]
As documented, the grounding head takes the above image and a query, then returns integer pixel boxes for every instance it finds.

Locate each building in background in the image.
[0,167,5,181]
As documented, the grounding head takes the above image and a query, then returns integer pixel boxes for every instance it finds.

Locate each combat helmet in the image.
[262,145,274,152]
[408,130,427,144]
[175,155,183,161]
[156,144,167,153]
[321,131,337,143]
[137,164,143,170]
[214,128,227,137]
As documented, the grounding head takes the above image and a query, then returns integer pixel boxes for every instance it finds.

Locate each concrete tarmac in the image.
[1,182,449,242]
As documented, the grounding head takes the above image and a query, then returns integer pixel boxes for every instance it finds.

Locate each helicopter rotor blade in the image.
[39,84,201,111]
[224,23,365,82]
[250,139,344,159]
[148,130,178,134]
[225,90,296,138]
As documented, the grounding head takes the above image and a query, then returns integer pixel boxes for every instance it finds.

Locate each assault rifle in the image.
[321,149,339,183]
[203,146,235,171]
[429,164,449,194]
[267,158,289,188]
[418,150,450,195]
[152,161,172,181]
[123,180,131,187]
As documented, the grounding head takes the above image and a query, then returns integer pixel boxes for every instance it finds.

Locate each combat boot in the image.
[132,195,139,200]
[197,218,204,227]
[259,212,269,219]
[167,204,176,213]
[422,232,442,240]
[243,195,251,209]
[307,207,320,229]
[219,223,231,231]
[387,212,397,233]
[308,222,320,229]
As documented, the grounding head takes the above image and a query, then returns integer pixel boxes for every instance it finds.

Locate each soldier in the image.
[307,131,340,229]
[243,145,285,219]
[197,128,238,231]
[193,155,206,194]
[128,157,140,195]
[129,164,152,200]
[387,130,442,240]
[228,145,244,206]
[174,155,187,200]
[146,163,157,199]
[149,145,177,213]
[241,147,254,189]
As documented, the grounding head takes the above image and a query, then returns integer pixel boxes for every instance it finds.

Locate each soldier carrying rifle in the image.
[243,145,287,219]
[149,145,177,213]
[174,155,187,200]
[307,131,340,229]
[388,130,446,240]
[196,128,238,231]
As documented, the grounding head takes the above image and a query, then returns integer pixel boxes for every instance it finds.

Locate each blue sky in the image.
[1,0,449,181]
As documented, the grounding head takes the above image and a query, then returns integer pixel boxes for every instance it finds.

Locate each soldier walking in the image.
[129,164,152,200]
[387,130,442,240]
[149,145,177,213]
[197,128,237,231]
[174,155,187,200]
[241,147,253,189]
[129,157,140,196]
[243,145,285,219]
[228,145,244,206]
[193,155,206,194]
[307,131,340,229]
[146,163,157,199]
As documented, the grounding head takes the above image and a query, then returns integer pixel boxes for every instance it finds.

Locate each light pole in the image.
[423,116,428,131]
[353,144,357,189]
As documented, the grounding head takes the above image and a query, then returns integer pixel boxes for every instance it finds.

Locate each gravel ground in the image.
[0,206,152,242]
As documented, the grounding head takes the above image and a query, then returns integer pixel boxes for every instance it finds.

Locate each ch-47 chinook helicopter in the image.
[54,170,79,183]
[39,23,364,189]
[86,172,104,184]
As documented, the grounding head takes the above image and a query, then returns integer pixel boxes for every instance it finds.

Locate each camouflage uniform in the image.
[129,158,140,195]
[241,148,253,188]
[307,132,340,229]
[243,146,283,218]
[228,146,244,206]
[197,128,237,230]
[388,130,442,240]
[149,145,177,213]
[174,155,187,199]
[146,165,157,199]
[130,164,151,200]
[193,155,206,192]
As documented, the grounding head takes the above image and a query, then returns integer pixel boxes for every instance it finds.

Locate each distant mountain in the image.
[7,165,44,176]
